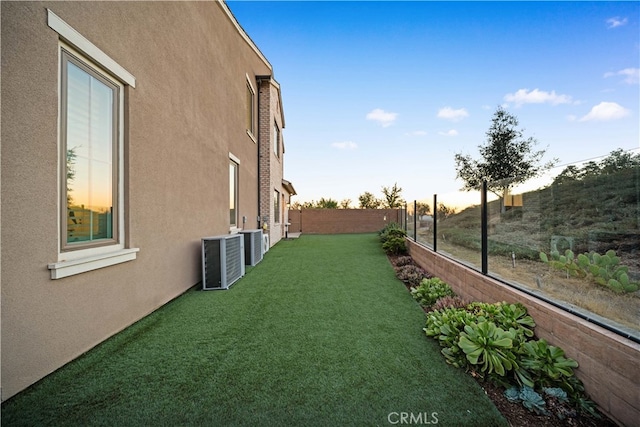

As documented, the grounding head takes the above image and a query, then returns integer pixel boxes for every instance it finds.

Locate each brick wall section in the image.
[287,209,403,234]
[257,78,289,246]
[406,239,640,427]
[258,79,271,230]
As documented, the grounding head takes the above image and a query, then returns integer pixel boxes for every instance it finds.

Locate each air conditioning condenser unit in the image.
[201,234,245,290]
[240,229,264,266]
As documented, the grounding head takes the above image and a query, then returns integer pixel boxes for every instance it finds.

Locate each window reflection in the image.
[230,161,238,226]
[65,57,115,244]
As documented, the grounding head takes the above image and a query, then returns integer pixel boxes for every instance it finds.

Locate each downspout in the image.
[256,77,261,229]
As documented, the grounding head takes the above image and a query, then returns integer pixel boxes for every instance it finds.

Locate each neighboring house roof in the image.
[282,179,297,196]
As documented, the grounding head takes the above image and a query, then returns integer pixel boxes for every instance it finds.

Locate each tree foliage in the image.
[315,197,339,209]
[381,182,405,208]
[454,107,557,208]
[416,201,431,216]
[553,148,640,185]
[437,203,456,220]
[291,198,339,209]
[339,199,352,209]
[358,191,381,209]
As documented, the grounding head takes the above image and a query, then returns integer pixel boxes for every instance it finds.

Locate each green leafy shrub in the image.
[458,321,519,377]
[518,339,578,391]
[424,307,477,368]
[382,236,407,255]
[422,293,600,419]
[467,302,535,344]
[410,278,455,307]
[379,222,405,243]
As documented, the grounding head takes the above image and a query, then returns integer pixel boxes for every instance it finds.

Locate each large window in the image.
[273,122,280,157]
[246,80,255,136]
[274,189,280,223]
[230,160,239,227]
[47,9,138,279]
[62,49,118,249]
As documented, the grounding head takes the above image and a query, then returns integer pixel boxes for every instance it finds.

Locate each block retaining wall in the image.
[407,239,639,427]
[288,209,402,234]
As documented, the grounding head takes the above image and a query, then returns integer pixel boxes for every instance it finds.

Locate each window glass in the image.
[274,190,280,223]
[230,161,238,226]
[246,83,254,134]
[63,52,117,247]
[273,123,280,157]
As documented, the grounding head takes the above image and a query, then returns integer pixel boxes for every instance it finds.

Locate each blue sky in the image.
[227,1,639,207]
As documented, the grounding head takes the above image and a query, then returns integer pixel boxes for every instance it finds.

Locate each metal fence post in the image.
[433,194,437,252]
[413,200,417,242]
[481,181,488,274]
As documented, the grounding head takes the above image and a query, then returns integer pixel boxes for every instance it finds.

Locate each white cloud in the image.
[604,68,640,85]
[438,129,459,137]
[406,130,427,137]
[606,16,628,29]
[579,102,630,122]
[504,88,574,107]
[331,141,358,150]
[366,108,398,127]
[436,107,469,122]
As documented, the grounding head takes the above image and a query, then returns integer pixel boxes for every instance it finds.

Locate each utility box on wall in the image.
[201,234,245,290]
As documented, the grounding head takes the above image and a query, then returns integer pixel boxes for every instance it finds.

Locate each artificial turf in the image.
[2,234,507,426]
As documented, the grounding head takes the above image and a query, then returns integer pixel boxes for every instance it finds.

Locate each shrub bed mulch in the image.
[387,254,617,427]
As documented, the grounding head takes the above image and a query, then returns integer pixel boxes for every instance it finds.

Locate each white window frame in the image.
[229,153,241,231]
[47,10,138,279]
[273,121,280,158]
[274,189,281,224]
[246,75,256,142]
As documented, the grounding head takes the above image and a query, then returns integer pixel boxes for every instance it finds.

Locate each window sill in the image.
[48,248,140,279]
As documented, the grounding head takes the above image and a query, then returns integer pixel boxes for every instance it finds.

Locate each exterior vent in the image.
[201,234,245,290]
[240,229,264,266]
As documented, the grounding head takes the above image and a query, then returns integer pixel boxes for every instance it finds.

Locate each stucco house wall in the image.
[1,1,290,400]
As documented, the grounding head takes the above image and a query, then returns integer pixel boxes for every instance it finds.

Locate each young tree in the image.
[292,200,317,209]
[358,191,380,209]
[381,182,404,208]
[315,197,338,209]
[416,201,431,217]
[436,203,456,220]
[339,199,352,209]
[454,106,557,212]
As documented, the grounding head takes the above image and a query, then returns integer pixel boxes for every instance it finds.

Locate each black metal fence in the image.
[403,163,640,342]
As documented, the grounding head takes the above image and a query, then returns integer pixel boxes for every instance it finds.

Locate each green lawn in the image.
[2,234,506,426]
